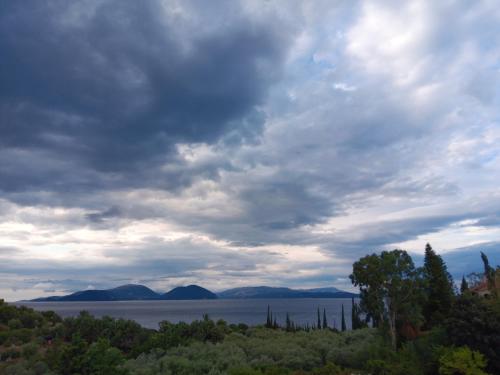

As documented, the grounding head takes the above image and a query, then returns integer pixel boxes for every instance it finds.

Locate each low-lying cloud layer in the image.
[1,0,499,300]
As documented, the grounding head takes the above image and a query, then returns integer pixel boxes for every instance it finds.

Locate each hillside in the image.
[31,284,161,302]
[162,285,217,300]
[217,286,358,299]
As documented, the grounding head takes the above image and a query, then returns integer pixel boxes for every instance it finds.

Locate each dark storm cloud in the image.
[0,0,288,192]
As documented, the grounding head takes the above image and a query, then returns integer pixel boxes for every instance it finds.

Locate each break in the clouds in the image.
[1,0,499,300]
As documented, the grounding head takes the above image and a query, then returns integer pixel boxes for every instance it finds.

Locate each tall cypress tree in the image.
[322,308,328,329]
[460,276,469,294]
[266,305,271,328]
[286,312,291,331]
[351,297,364,330]
[423,243,455,327]
[341,304,346,331]
[351,298,356,330]
[317,308,321,330]
[481,252,497,298]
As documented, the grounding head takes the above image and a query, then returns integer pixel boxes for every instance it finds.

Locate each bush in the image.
[82,338,127,375]
[21,342,38,359]
[438,346,488,375]
[8,319,23,330]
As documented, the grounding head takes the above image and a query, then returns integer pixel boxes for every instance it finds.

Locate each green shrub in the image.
[438,346,488,375]
[8,319,23,330]
[21,342,38,359]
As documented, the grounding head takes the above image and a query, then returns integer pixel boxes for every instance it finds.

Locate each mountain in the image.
[108,284,161,300]
[30,284,218,302]
[217,286,357,299]
[161,285,217,300]
[31,284,161,302]
[30,284,355,302]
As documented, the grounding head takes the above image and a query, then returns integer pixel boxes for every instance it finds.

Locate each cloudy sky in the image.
[1,0,500,300]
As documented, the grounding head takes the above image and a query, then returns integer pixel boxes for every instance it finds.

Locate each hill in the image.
[217,286,357,299]
[161,285,217,300]
[108,284,161,300]
[31,284,161,302]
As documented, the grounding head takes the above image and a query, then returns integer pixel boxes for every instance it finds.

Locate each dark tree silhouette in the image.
[460,276,469,294]
[422,243,455,328]
[341,304,346,331]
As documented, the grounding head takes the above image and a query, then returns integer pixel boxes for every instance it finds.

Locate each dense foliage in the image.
[350,249,423,349]
[350,246,500,374]
[422,244,455,329]
[1,247,499,374]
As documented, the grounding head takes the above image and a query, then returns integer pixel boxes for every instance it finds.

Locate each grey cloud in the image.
[0,0,289,193]
[0,246,21,255]
[474,215,500,227]
[240,180,334,231]
[85,206,122,223]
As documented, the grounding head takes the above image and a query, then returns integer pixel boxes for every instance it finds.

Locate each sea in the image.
[17,298,355,330]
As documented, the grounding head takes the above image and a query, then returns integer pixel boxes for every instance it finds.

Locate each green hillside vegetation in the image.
[1,245,499,374]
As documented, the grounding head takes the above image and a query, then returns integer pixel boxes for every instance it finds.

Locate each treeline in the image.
[265,300,365,332]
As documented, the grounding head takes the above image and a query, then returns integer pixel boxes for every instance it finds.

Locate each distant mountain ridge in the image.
[31,284,216,302]
[217,286,358,299]
[30,284,357,302]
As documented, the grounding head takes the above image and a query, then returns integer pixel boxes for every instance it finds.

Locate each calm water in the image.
[18,299,355,330]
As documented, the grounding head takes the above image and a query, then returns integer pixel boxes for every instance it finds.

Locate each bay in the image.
[17,298,355,330]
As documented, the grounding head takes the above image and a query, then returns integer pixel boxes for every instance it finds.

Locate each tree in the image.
[481,252,498,298]
[317,308,321,330]
[286,313,291,331]
[350,249,422,349]
[351,298,365,330]
[266,305,271,328]
[322,308,328,329]
[341,304,346,332]
[460,276,469,294]
[422,243,455,327]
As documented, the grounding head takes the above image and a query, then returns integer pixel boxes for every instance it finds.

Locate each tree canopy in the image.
[350,249,423,349]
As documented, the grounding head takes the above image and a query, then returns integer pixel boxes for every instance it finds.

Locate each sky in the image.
[1,0,500,301]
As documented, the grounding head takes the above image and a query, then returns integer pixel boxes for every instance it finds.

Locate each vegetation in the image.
[422,244,455,329]
[350,249,423,349]
[1,246,499,374]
